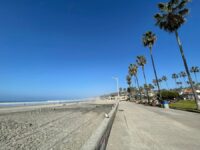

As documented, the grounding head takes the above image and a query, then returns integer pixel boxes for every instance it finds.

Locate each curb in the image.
[81,102,119,150]
[170,107,200,113]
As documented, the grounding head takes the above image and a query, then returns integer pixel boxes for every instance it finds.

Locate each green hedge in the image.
[160,90,179,100]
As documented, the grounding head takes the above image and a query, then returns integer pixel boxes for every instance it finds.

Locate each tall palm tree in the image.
[136,55,150,103]
[162,75,169,89]
[129,64,142,100]
[179,71,187,87]
[190,66,199,83]
[154,0,200,109]
[126,75,132,100]
[143,31,161,101]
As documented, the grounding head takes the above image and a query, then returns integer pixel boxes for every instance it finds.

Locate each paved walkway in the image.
[107,101,200,150]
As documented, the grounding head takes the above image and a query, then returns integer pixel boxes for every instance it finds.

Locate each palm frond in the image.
[177,0,190,10]
[178,8,189,16]
[158,3,168,12]
[142,31,157,47]
[170,0,180,5]
[155,0,191,32]
[136,55,147,67]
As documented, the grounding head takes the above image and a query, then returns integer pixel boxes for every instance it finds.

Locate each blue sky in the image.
[0,0,200,101]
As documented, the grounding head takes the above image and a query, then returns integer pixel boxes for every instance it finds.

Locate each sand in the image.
[0,99,114,150]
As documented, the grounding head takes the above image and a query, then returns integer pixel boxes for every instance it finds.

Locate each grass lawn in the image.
[169,100,200,113]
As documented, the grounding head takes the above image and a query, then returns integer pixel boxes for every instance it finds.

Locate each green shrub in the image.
[160,90,179,100]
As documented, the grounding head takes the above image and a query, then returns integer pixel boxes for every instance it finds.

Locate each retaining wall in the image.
[81,102,119,150]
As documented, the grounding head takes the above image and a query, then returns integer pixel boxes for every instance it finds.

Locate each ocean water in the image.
[0,98,91,107]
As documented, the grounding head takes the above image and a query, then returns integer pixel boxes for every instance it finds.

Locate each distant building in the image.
[180,88,200,100]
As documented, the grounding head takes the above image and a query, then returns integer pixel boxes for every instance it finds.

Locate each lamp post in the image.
[112,77,119,100]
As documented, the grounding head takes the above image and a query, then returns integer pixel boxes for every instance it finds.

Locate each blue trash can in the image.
[162,100,169,109]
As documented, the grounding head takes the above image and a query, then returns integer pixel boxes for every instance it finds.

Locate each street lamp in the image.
[112,77,119,100]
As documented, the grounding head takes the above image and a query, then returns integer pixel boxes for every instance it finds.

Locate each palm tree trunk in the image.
[194,73,198,83]
[149,47,162,101]
[128,84,131,101]
[142,67,150,103]
[135,75,142,100]
[175,30,200,110]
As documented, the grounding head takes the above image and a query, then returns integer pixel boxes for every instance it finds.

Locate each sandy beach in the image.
[0,99,114,150]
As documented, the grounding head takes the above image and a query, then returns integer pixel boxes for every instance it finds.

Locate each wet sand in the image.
[0,99,114,150]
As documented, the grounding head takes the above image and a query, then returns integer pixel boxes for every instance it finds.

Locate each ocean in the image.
[0,98,92,107]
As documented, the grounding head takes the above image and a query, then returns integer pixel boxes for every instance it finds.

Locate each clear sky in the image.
[0,0,200,101]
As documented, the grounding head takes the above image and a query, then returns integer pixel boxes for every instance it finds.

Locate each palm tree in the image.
[142,31,161,101]
[172,73,179,88]
[126,75,132,100]
[136,55,150,103]
[162,75,169,89]
[129,64,142,100]
[154,0,200,109]
[179,71,187,87]
[190,66,199,83]
[126,75,132,87]
[149,84,155,91]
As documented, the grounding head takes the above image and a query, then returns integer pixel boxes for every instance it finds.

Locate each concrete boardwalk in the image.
[107,101,200,150]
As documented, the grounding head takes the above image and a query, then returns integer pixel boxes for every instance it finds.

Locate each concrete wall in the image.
[81,102,119,150]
